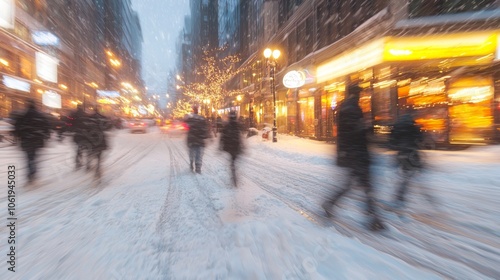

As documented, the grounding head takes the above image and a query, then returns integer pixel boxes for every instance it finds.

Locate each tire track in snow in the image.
[155,137,227,279]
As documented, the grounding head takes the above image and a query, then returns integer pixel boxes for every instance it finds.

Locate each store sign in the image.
[0,0,15,29]
[32,31,60,46]
[317,38,385,83]
[36,52,58,83]
[283,70,306,88]
[3,76,30,92]
[42,91,62,109]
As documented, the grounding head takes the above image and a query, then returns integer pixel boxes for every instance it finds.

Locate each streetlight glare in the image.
[264,47,281,143]
[263,48,272,58]
[273,50,281,59]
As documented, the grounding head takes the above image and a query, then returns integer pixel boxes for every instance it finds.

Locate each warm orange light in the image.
[384,32,497,61]
[110,58,121,67]
[263,48,281,60]
[0,58,9,66]
[263,48,272,58]
[272,50,281,59]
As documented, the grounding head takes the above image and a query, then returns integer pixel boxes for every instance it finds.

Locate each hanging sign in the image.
[32,31,60,46]
[36,52,58,83]
[3,76,30,92]
[42,90,62,108]
[283,70,306,89]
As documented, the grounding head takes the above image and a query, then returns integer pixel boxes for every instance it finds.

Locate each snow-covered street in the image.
[1,128,499,279]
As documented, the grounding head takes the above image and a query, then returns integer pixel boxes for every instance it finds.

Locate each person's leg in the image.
[86,148,94,171]
[357,167,377,216]
[95,151,102,177]
[195,146,204,173]
[395,168,413,205]
[394,151,416,206]
[322,168,354,216]
[26,148,37,180]
[76,143,83,168]
[231,154,237,186]
[357,167,385,230]
[189,147,195,171]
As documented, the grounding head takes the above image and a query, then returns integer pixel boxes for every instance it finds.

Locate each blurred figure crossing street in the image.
[185,105,210,174]
[220,110,244,186]
[322,84,385,231]
[68,105,89,170]
[389,108,425,208]
[14,99,50,182]
[84,106,112,178]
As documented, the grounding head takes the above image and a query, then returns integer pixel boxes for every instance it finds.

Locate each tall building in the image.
[0,0,143,119]
[188,0,219,82]
[104,0,143,92]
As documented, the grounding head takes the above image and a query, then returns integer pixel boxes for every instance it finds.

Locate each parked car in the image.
[128,119,148,133]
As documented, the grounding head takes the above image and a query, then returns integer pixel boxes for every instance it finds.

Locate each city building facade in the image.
[228,0,500,146]
[0,0,143,119]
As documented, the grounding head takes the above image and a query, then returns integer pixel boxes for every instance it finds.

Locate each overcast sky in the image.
[131,0,190,98]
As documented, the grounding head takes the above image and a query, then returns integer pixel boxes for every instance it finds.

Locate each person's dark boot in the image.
[368,216,386,232]
[321,202,335,218]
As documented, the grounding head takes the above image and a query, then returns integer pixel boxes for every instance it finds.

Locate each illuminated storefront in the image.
[313,30,500,145]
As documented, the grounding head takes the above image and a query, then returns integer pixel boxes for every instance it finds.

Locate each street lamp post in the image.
[263,48,281,142]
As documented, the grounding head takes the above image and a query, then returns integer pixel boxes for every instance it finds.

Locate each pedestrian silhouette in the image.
[220,110,244,186]
[14,99,50,182]
[69,105,89,169]
[85,106,111,178]
[322,84,385,231]
[185,105,209,173]
[389,108,424,207]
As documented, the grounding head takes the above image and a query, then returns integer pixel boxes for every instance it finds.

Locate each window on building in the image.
[287,28,296,64]
[305,16,313,54]
[316,2,328,49]
[19,56,32,79]
[14,21,31,42]
[296,21,306,61]
[0,47,16,75]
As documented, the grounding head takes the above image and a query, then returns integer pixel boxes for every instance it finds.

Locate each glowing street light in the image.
[263,47,281,143]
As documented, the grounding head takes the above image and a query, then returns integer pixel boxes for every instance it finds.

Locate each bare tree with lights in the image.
[176,47,246,118]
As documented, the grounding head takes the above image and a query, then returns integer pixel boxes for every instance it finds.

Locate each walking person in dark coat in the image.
[322,84,385,231]
[389,109,424,207]
[14,99,50,182]
[185,105,209,173]
[85,106,111,178]
[220,110,244,186]
[69,105,89,169]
